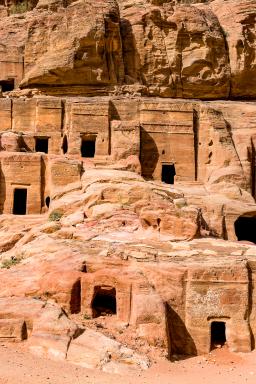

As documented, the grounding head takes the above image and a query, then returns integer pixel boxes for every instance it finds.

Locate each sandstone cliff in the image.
[0,0,256,375]
[0,0,255,98]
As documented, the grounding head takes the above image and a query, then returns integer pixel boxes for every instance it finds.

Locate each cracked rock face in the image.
[0,0,256,375]
[0,0,255,98]
[21,0,124,87]
[211,0,256,98]
[121,2,230,98]
[0,167,254,365]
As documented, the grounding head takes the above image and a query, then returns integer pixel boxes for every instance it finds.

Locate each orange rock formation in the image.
[0,0,255,374]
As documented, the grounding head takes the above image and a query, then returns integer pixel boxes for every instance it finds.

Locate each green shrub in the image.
[1,256,21,269]
[48,210,63,222]
[9,0,31,14]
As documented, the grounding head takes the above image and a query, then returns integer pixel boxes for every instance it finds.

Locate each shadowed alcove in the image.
[165,303,197,358]
[70,280,81,314]
[211,321,226,350]
[35,137,49,153]
[234,214,256,244]
[0,79,15,92]
[140,128,159,179]
[13,188,27,215]
[62,135,68,154]
[162,164,176,184]
[81,135,96,158]
[45,196,50,208]
[91,286,117,318]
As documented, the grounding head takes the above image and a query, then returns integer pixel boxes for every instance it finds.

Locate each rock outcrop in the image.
[0,0,255,98]
[0,0,255,375]
[21,0,124,88]
[120,1,230,98]
[0,167,254,366]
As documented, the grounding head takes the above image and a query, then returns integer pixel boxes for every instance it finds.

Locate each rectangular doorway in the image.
[35,137,49,153]
[81,138,96,158]
[13,188,27,215]
[211,321,226,349]
[162,164,176,184]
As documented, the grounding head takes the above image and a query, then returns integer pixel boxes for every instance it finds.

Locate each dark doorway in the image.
[81,139,96,158]
[62,135,68,154]
[35,138,49,154]
[234,216,256,244]
[13,188,27,215]
[211,321,226,349]
[91,286,116,318]
[0,79,15,92]
[70,280,81,314]
[162,164,176,184]
[45,196,50,208]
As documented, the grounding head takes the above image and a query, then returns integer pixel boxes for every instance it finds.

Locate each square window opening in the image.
[35,138,49,154]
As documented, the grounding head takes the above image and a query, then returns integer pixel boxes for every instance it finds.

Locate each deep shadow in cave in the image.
[211,321,226,350]
[234,215,256,244]
[13,188,27,215]
[91,286,116,318]
[162,164,176,184]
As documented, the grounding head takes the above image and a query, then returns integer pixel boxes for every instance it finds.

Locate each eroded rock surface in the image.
[0,0,255,375]
[0,0,255,98]
[0,167,254,367]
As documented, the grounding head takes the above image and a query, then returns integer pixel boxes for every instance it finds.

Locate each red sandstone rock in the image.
[0,0,255,376]
[0,0,255,98]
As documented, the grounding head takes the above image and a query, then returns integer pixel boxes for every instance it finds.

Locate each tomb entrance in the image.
[13,188,27,215]
[81,136,96,158]
[234,215,256,244]
[91,286,116,318]
[211,321,226,350]
[162,164,176,184]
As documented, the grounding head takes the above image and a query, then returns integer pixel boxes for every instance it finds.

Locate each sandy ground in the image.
[0,343,256,384]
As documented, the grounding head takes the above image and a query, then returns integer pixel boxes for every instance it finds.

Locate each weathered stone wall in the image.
[65,100,110,157]
[0,46,23,87]
[111,120,140,161]
[140,100,195,181]
[0,153,42,214]
[0,0,255,99]
[76,255,255,356]
[12,98,62,153]
[0,96,255,191]
[0,96,255,231]
[186,264,251,354]
[49,157,82,197]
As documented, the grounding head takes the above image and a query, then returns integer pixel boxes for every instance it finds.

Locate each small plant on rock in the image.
[48,210,63,222]
[1,256,21,269]
[9,0,31,14]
